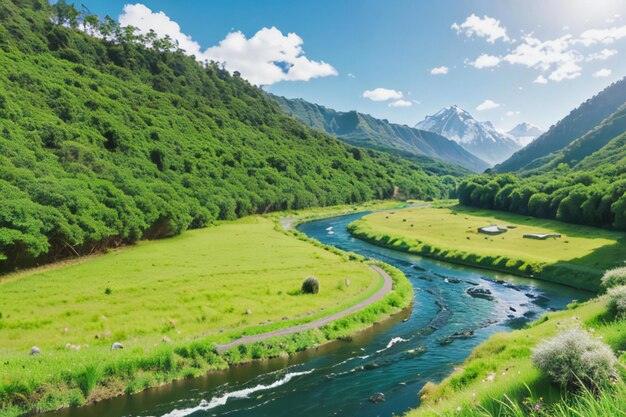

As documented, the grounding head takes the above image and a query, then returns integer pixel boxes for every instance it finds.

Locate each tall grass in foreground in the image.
[471,382,626,417]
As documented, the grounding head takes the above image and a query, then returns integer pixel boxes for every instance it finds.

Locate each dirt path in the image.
[214,265,393,352]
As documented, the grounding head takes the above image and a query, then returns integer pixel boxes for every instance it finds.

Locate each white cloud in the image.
[505,110,520,116]
[118,4,337,86]
[500,34,583,82]
[606,14,621,24]
[471,53,501,68]
[548,61,582,81]
[465,22,625,83]
[586,48,618,61]
[451,14,510,43]
[430,66,449,75]
[362,88,403,101]
[578,25,626,46]
[347,73,356,78]
[593,68,612,77]
[476,99,500,111]
[389,99,413,108]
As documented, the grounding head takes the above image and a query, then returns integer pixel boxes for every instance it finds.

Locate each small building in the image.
[523,233,561,240]
[478,225,507,235]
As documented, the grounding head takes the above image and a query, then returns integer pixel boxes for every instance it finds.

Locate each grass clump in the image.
[301,276,320,294]
[600,266,626,292]
[606,286,626,319]
[531,329,618,391]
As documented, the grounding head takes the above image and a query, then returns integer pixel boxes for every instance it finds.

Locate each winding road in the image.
[214,264,394,352]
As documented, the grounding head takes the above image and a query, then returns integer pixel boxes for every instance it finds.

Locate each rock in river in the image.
[466,287,494,300]
[369,392,386,403]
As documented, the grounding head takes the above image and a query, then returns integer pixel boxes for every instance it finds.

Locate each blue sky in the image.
[83,0,626,130]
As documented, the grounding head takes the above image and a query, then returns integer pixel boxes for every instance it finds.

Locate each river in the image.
[44,212,589,417]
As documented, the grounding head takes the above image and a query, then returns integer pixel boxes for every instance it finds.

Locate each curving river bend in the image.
[44,212,590,417]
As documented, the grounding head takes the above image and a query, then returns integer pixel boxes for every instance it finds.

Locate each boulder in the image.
[111,342,124,350]
[466,287,494,300]
[369,392,386,403]
[30,346,41,355]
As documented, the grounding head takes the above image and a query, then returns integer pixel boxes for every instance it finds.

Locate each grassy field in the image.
[0,213,412,416]
[406,294,626,417]
[348,204,626,291]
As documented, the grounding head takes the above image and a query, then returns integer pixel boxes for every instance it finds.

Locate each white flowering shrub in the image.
[600,267,626,292]
[532,329,618,390]
[607,286,626,319]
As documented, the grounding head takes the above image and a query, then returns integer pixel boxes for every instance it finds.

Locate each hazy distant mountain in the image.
[415,105,521,166]
[272,96,490,174]
[507,122,545,147]
[495,77,626,173]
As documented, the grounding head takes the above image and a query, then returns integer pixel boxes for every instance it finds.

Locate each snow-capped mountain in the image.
[415,105,521,165]
[507,122,545,147]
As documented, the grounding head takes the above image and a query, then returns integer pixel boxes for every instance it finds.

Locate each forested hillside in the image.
[458,78,626,230]
[494,77,626,172]
[0,0,456,270]
[524,104,626,173]
[272,95,489,174]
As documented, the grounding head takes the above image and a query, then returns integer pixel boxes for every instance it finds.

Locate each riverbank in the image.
[348,204,626,291]
[0,204,412,417]
[404,292,626,416]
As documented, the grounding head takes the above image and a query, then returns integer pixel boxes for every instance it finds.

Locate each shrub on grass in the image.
[600,267,626,292]
[532,329,618,391]
[301,276,319,294]
[606,286,626,319]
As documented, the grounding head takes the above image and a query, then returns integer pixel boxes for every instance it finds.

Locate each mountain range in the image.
[415,105,522,166]
[272,95,489,174]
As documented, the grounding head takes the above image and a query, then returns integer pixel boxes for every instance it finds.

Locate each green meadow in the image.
[0,214,411,416]
[348,204,626,291]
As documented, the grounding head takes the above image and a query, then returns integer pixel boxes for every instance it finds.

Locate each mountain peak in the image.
[415,106,521,166]
[507,122,545,146]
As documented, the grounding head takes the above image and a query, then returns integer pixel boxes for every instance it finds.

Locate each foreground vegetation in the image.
[0,0,456,271]
[406,288,626,417]
[0,210,412,416]
[348,204,626,291]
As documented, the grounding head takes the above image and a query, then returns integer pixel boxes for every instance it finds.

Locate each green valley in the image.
[1,1,626,417]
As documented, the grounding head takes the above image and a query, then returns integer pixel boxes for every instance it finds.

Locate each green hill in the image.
[522,104,626,174]
[494,77,626,173]
[272,95,489,174]
[0,0,455,270]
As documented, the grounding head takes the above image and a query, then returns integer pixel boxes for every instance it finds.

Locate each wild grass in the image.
[0,210,412,416]
[405,294,626,417]
[348,204,626,290]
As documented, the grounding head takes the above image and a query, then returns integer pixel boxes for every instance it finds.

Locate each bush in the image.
[607,286,626,319]
[532,329,618,391]
[600,267,626,292]
[301,276,320,294]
